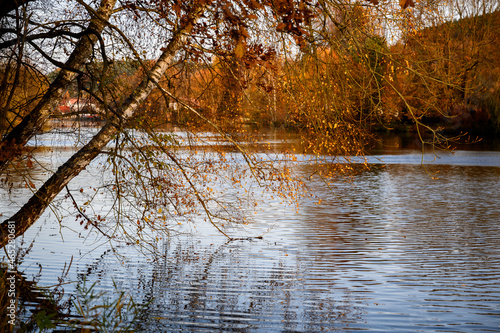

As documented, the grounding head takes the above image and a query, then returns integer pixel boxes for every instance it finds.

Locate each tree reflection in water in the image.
[68,236,365,332]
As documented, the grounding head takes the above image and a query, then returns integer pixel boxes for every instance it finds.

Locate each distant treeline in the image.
[4,11,499,137]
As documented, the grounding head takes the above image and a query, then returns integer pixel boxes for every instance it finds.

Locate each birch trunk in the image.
[0,0,116,170]
[0,3,207,249]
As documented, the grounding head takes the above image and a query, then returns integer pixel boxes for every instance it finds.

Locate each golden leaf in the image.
[235,39,245,58]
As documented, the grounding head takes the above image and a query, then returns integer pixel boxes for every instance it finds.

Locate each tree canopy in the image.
[1,0,498,251]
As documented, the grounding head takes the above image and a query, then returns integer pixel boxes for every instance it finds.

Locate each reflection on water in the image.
[1,132,500,332]
[292,164,500,332]
[129,240,364,332]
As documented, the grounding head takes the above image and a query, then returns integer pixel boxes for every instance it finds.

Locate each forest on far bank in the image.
[20,8,499,139]
[2,5,499,141]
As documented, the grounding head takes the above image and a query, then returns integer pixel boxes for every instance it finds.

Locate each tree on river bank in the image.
[0,0,497,262]
[0,0,387,247]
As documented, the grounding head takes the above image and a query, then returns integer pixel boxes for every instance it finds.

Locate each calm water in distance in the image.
[1,131,500,332]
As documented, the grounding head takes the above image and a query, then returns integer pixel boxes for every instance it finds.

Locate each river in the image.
[1,130,500,332]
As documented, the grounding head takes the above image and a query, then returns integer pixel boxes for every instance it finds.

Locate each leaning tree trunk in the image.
[0,0,116,170]
[0,3,208,249]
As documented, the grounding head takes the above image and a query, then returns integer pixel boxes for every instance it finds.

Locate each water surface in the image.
[1,132,500,332]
